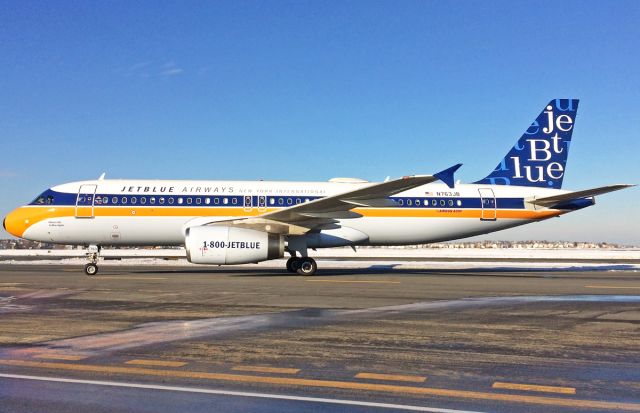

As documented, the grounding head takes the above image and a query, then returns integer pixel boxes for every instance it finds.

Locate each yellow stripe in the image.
[231,365,300,374]
[125,359,187,367]
[10,205,561,236]
[0,360,638,411]
[97,277,168,280]
[355,372,426,383]
[32,354,86,361]
[584,285,640,289]
[305,280,401,284]
[493,381,576,395]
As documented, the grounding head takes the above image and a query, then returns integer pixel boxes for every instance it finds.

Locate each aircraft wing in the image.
[530,184,635,208]
[202,164,462,235]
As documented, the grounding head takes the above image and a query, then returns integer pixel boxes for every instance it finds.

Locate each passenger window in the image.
[214,197,219,205]
[223,198,228,205]
[416,199,421,206]
[448,200,453,206]
[140,197,146,204]
[278,198,284,206]
[103,197,108,205]
[187,198,192,205]
[407,199,412,206]
[177,198,183,205]
[205,198,210,205]
[432,199,437,206]
[231,198,237,205]
[168,197,174,205]
[457,200,462,207]
[398,199,403,206]
[440,200,445,206]
[196,198,202,205]
[131,197,137,204]
[121,197,128,204]
[150,197,156,205]
[296,198,301,204]
[112,197,118,204]
[287,198,292,205]
[159,197,165,205]
[270,198,275,205]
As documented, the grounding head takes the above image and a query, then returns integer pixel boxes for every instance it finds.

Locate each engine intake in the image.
[185,226,284,265]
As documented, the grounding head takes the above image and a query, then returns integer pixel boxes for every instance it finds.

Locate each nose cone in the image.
[3,208,26,238]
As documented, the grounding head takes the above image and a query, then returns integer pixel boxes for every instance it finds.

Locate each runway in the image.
[1,263,639,412]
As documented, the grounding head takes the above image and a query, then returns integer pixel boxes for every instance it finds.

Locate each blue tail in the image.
[475,99,579,188]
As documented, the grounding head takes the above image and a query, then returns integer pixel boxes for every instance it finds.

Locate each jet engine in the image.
[185,226,284,265]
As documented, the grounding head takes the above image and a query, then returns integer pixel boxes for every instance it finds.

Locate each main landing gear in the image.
[286,256,317,276]
[84,245,101,276]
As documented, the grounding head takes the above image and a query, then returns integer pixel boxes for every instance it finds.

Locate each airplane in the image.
[3,99,634,276]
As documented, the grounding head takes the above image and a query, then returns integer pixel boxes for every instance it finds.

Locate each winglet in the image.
[434,164,462,188]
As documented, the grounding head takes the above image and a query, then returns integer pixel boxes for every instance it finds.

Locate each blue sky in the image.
[1,1,638,244]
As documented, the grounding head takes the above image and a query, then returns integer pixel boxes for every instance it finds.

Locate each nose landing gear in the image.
[84,245,101,276]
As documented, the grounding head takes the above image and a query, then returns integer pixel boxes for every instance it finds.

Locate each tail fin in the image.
[475,99,579,188]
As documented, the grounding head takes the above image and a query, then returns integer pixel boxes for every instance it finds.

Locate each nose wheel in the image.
[84,263,99,276]
[286,257,317,276]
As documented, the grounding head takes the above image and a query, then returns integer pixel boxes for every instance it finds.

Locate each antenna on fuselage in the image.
[98,172,106,181]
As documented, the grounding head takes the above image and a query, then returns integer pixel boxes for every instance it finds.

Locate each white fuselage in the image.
[7,179,569,247]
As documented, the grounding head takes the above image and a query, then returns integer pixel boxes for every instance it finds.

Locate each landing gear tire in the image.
[286,257,300,273]
[84,263,98,276]
[296,257,317,276]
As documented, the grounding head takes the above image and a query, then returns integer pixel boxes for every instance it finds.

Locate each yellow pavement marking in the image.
[125,359,187,368]
[1,360,639,411]
[232,365,300,374]
[305,280,401,284]
[96,277,168,280]
[32,354,86,361]
[356,372,426,383]
[584,285,640,289]
[493,381,576,395]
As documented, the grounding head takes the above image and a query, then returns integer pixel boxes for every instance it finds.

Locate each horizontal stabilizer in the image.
[530,184,635,208]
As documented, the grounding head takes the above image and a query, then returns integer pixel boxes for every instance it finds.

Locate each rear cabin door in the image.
[76,184,97,218]
[478,188,497,221]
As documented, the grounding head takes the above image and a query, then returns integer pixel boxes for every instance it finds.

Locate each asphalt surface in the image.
[1,262,639,413]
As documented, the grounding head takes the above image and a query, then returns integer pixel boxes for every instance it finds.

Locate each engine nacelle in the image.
[185,226,284,265]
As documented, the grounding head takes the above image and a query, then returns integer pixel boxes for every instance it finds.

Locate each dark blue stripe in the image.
[29,189,526,210]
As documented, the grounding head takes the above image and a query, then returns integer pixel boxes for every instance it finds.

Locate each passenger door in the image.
[478,188,497,221]
[76,184,97,218]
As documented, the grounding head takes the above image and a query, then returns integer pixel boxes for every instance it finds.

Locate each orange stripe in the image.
[9,205,561,235]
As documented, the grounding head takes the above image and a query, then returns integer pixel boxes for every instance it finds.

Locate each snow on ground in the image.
[1,248,638,271]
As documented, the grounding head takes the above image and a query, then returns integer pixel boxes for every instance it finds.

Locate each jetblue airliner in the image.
[3,99,633,276]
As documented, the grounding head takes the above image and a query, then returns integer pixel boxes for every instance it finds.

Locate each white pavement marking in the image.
[0,373,487,413]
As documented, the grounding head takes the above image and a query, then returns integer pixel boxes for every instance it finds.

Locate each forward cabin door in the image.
[478,188,497,221]
[75,184,97,218]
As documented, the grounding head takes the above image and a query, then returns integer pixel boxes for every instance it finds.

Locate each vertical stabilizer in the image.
[475,99,579,188]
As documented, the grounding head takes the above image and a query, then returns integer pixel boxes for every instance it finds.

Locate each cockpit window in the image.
[33,192,54,205]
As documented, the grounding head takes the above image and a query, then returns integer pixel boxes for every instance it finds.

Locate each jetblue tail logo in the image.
[475,99,579,188]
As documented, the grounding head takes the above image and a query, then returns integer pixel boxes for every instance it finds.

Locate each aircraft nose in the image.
[3,209,25,237]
